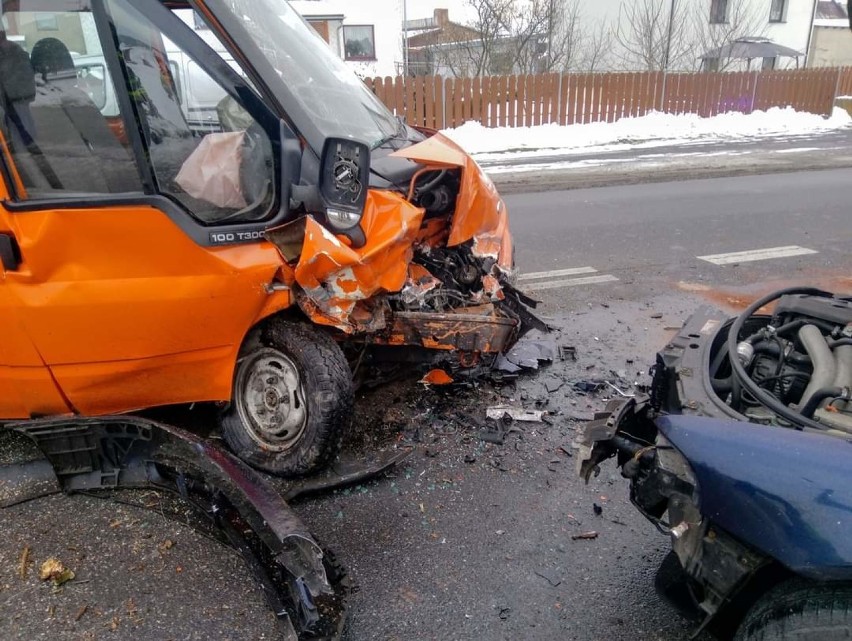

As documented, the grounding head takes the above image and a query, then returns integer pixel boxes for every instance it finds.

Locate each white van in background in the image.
[71,9,235,133]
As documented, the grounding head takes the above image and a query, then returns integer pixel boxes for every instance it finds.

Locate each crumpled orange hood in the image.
[392,133,511,262]
[266,133,512,334]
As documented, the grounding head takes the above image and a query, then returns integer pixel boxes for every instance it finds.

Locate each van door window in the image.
[105,0,275,225]
[0,1,143,197]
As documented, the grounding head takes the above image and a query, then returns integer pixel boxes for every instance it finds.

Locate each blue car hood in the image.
[656,415,852,581]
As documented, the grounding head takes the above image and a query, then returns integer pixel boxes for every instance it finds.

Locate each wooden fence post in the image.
[833,67,843,113]
[750,70,759,113]
[556,73,564,125]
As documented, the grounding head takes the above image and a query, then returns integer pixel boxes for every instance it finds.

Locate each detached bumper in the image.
[8,416,349,641]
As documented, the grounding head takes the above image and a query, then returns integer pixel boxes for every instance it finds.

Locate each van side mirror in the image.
[319,137,370,239]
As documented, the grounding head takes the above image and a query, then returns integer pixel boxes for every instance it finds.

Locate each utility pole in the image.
[660,0,676,111]
[663,0,676,71]
[402,0,409,76]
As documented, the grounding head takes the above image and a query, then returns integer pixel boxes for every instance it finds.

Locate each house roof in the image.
[816,0,848,19]
[288,0,346,19]
[406,8,480,49]
[701,37,804,60]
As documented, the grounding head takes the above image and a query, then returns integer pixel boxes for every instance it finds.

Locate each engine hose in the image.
[829,338,852,349]
[752,341,812,367]
[710,335,733,394]
[726,287,835,430]
[771,317,840,338]
[800,386,848,418]
[798,324,837,410]
[712,376,733,394]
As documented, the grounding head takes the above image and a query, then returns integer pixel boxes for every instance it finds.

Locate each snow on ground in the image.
[441,107,852,163]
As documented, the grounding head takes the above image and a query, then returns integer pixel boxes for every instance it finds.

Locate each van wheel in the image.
[734,580,852,641]
[221,321,352,477]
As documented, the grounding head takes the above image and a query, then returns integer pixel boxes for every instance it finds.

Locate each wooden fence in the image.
[365,67,852,129]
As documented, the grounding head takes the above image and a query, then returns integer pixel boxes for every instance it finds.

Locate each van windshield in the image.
[214,0,399,149]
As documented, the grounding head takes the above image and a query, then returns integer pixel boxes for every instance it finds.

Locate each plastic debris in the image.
[486,407,544,422]
[604,381,635,398]
[574,380,605,393]
[420,369,454,386]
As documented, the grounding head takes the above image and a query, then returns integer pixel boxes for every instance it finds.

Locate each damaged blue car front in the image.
[576,287,852,641]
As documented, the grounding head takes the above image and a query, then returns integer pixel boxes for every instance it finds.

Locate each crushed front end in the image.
[265,131,545,378]
[575,287,852,637]
[576,399,770,636]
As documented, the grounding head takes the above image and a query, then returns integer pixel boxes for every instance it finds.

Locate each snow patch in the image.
[441,107,852,160]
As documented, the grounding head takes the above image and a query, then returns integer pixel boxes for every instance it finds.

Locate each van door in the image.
[0,163,70,418]
[0,0,289,416]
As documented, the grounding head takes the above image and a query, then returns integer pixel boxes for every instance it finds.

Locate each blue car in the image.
[576,287,852,640]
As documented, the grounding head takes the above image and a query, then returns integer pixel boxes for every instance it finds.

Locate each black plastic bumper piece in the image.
[7,416,348,641]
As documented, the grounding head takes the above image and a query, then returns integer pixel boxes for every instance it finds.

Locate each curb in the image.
[485,151,852,194]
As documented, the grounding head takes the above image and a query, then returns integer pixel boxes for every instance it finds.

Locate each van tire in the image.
[221,320,352,477]
[734,580,852,641]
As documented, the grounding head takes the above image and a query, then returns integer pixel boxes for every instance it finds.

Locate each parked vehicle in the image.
[576,287,852,640]
[0,0,535,479]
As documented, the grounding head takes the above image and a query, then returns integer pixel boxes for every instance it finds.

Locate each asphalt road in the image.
[506,167,851,301]
[1,169,850,641]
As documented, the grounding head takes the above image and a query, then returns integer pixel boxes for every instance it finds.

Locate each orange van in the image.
[0,0,532,476]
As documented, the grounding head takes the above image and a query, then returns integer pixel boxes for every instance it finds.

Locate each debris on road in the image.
[571,531,599,541]
[545,379,565,393]
[604,382,635,398]
[534,569,563,587]
[574,380,605,393]
[39,557,75,586]
[485,407,545,422]
[479,419,509,445]
[420,369,455,386]
[18,545,30,580]
[494,335,558,374]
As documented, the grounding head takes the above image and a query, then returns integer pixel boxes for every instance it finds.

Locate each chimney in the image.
[434,8,449,27]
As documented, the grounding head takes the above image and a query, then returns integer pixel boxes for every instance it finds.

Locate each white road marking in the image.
[698,245,818,266]
[519,266,598,281]
[523,274,620,291]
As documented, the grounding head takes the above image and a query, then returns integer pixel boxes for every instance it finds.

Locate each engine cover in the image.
[774,294,852,326]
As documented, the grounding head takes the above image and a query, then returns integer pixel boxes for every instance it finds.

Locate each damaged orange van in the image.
[0,0,538,475]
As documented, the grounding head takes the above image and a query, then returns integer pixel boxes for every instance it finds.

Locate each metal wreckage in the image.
[0,1,549,637]
[575,287,852,640]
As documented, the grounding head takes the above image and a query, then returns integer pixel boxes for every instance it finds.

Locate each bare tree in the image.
[692,0,767,71]
[420,0,601,77]
[512,0,588,73]
[613,0,693,71]
[577,20,613,72]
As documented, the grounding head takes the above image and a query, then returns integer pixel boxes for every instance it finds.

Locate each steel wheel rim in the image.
[235,347,308,452]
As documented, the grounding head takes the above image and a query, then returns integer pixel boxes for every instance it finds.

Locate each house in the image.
[404,8,484,76]
[807,0,852,66]
[402,1,819,76]
[546,0,816,72]
[289,0,403,77]
[684,0,817,71]
[404,7,570,77]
